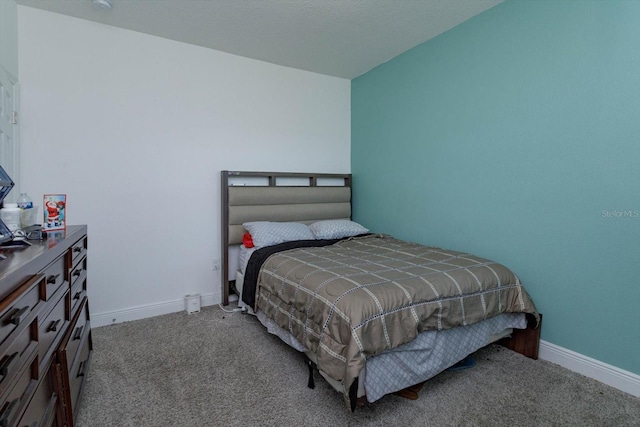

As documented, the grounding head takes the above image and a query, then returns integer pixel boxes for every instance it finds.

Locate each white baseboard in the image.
[539,340,640,398]
[90,292,220,328]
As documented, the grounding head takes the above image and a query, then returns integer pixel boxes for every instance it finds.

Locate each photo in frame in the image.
[43,194,66,231]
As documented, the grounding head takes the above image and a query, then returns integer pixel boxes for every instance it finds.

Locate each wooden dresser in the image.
[0,225,91,427]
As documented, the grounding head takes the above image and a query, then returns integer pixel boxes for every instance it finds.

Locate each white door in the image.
[0,65,19,200]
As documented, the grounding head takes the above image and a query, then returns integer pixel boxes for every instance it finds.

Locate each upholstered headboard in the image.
[220,171,352,305]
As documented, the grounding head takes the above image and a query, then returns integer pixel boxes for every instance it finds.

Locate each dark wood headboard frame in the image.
[220,170,352,305]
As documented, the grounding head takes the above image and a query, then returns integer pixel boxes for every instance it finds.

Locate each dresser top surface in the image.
[0,225,87,298]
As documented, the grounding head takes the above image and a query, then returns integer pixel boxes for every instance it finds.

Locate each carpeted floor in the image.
[75,306,640,427]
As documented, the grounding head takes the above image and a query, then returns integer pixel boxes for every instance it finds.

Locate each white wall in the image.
[17,6,350,325]
[0,0,18,78]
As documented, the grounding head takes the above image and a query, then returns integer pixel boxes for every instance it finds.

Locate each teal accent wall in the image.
[352,0,640,375]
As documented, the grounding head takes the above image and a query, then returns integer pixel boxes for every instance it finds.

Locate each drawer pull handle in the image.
[73,325,84,341]
[10,306,29,325]
[47,274,60,284]
[74,246,83,253]
[77,360,87,378]
[0,398,19,427]
[49,319,61,332]
[73,269,83,277]
[73,291,82,300]
[0,352,19,382]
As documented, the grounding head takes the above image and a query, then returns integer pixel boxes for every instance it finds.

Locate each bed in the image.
[220,170,541,410]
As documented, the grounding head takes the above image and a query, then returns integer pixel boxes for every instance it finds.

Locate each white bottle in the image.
[17,193,33,209]
[1,203,22,232]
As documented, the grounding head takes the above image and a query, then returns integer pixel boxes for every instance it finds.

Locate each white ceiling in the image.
[16,0,503,79]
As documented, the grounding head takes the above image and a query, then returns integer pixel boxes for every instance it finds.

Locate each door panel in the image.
[0,65,19,199]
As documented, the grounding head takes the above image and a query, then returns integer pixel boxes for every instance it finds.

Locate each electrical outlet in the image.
[212,258,221,270]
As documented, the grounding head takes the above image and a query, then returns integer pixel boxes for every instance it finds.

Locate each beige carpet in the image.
[75,306,640,426]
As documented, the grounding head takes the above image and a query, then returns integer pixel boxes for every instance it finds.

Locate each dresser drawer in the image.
[0,319,38,399]
[38,290,69,371]
[63,299,90,373]
[67,329,91,414]
[0,347,38,427]
[70,278,86,320]
[69,237,87,270]
[42,256,68,302]
[69,261,87,318]
[16,365,57,427]
[70,257,86,289]
[0,275,42,348]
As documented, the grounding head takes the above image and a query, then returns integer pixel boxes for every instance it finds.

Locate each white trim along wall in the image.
[539,341,640,398]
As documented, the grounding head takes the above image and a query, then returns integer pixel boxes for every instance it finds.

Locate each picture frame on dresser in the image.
[43,194,67,232]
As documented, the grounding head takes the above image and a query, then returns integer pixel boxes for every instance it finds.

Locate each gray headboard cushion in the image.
[228,186,351,244]
[221,170,352,305]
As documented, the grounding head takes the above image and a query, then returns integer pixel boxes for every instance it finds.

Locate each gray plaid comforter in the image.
[256,234,539,404]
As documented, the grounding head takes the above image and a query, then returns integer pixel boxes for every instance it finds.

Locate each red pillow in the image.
[242,232,254,248]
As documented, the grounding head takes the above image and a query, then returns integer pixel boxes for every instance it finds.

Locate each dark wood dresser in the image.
[0,225,91,427]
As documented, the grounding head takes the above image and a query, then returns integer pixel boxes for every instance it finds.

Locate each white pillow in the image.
[309,220,369,240]
[242,221,315,248]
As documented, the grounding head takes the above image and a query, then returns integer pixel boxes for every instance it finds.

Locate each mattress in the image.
[238,245,256,275]
[235,270,246,312]
[236,244,256,311]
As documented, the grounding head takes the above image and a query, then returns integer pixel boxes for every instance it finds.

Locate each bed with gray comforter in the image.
[255,234,540,406]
